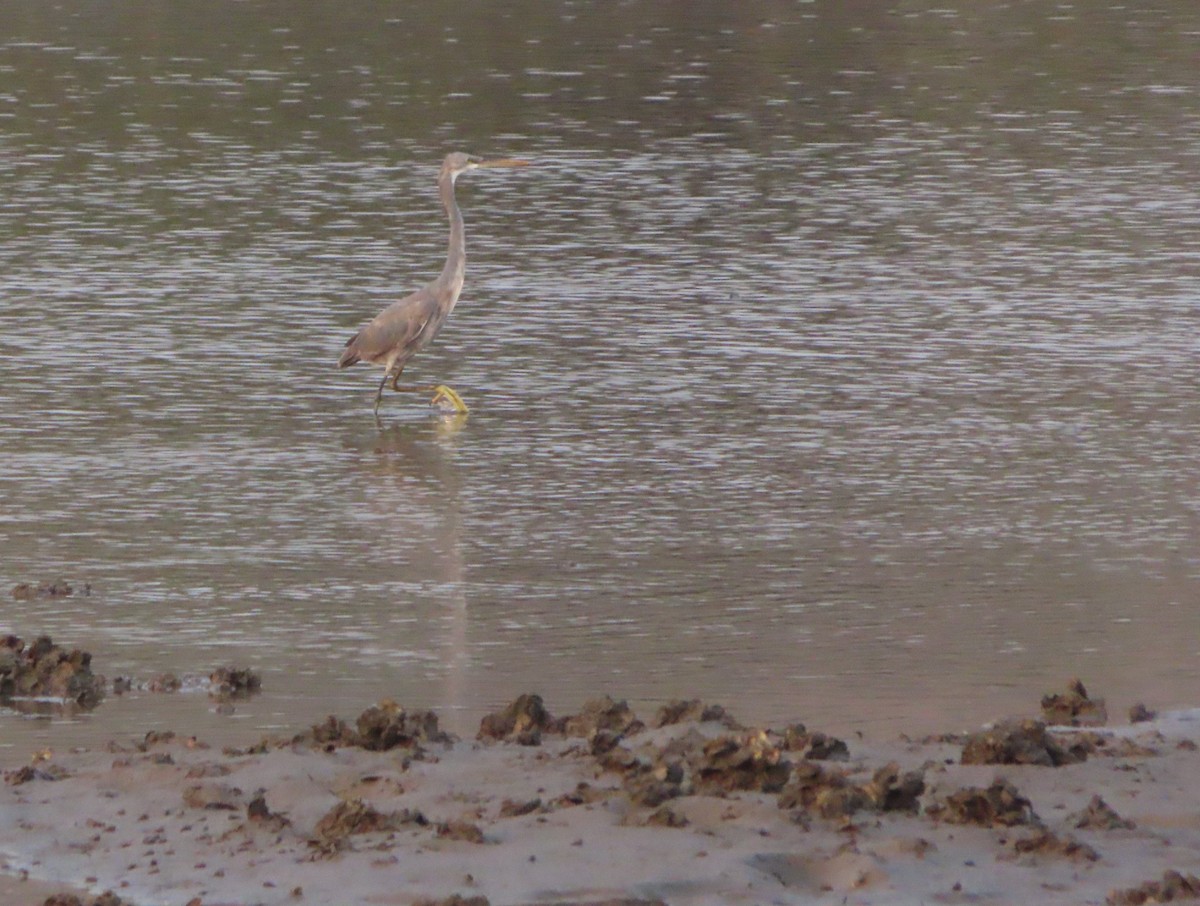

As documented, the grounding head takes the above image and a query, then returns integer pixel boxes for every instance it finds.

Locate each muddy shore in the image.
[3,675,1200,906]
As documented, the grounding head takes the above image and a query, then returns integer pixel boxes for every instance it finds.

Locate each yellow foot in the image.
[430,384,468,414]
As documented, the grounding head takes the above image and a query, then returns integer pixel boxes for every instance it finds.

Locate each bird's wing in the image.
[339,286,439,369]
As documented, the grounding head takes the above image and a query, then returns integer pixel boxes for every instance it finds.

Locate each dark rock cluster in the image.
[961,719,1088,767]
[0,634,104,708]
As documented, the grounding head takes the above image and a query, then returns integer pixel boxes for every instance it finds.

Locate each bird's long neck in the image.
[437,171,466,293]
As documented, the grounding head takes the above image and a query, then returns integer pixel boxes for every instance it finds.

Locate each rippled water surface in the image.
[3,1,1200,751]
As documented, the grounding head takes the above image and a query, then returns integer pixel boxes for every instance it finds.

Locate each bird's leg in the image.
[390,382,469,414]
[373,372,390,414]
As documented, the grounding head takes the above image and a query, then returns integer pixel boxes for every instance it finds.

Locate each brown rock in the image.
[1011,829,1099,861]
[645,805,688,827]
[778,761,850,812]
[138,730,177,751]
[563,696,644,738]
[815,785,872,820]
[356,701,449,750]
[5,763,68,785]
[554,782,613,808]
[693,731,791,794]
[248,790,291,830]
[781,724,850,761]
[436,820,486,843]
[1041,678,1107,727]
[477,693,556,744]
[654,699,740,729]
[182,782,243,810]
[147,673,181,693]
[1107,870,1200,905]
[312,799,427,851]
[14,580,75,599]
[309,714,357,748]
[1073,795,1135,830]
[209,666,261,699]
[1129,702,1157,724]
[0,635,104,708]
[863,762,925,813]
[961,719,1086,766]
[626,775,683,808]
[498,797,541,818]
[941,779,1038,827]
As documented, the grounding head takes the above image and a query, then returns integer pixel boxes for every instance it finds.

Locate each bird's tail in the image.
[337,335,361,369]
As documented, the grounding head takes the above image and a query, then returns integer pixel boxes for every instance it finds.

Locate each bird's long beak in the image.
[476,158,530,169]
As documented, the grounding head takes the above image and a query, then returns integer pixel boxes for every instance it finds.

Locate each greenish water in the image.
[2,1,1199,751]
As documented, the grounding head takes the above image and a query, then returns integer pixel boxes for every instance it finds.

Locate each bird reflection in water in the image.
[356,415,472,734]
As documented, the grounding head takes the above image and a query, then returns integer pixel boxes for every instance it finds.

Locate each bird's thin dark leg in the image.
[373,372,390,414]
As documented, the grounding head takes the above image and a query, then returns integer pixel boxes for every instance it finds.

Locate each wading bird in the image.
[338,151,528,415]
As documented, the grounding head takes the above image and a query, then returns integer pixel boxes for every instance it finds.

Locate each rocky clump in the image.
[1107,871,1200,905]
[208,666,262,700]
[497,797,542,818]
[564,695,645,740]
[937,778,1039,827]
[477,693,558,745]
[43,894,127,906]
[308,701,450,753]
[778,761,925,820]
[0,635,105,708]
[477,695,744,751]
[1041,678,1107,727]
[1011,829,1099,862]
[436,820,486,843]
[779,762,867,819]
[5,762,69,785]
[148,673,183,692]
[182,781,243,810]
[863,762,927,813]
[961,719,1087,767]
[779,723,850,761]
[13,580,83,600]
[356,701,450,750]
[596,727,793,809]
[247,790,291,830]
[1073,795,1136,831]
[311,798,428,853]
[690,731,794,794]
[654,699,740,730]
[1129,702,1158,724]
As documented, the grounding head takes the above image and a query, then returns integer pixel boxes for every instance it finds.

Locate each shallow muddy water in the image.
[2,1,1200,752]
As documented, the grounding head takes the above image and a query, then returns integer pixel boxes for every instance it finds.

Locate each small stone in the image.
[436,820,486,844]
[182,782,243,811]
[1128,703,1157,724]
[1073,795,1135,831]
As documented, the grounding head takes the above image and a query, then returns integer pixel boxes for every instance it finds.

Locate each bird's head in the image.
[441,151,529,183]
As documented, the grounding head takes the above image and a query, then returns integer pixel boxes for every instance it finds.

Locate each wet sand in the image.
[3,689,1200,906]
[0,873,84,906]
